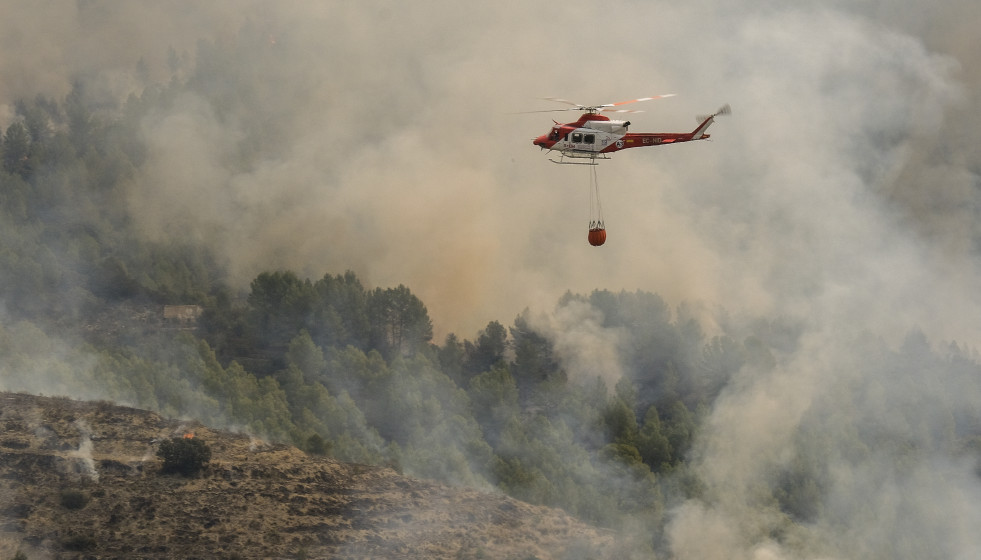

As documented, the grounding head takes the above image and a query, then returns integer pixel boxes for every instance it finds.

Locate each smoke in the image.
[2,1,975,337]
[0,319,100,398]
[663,325,981,559]
[4,0,981,557]
[526,300,625,386]
[70,420,99,482]
[648,5,981,557]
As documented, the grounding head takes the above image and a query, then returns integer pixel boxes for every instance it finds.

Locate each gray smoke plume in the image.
[2,1,978,338]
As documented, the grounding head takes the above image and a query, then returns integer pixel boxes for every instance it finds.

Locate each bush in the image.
[60,489,90,510]
[304,433,331,456]
[157,436,212,476]
[63,533,96,551]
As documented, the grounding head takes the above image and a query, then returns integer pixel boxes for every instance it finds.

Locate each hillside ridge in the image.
[0,392,614,559]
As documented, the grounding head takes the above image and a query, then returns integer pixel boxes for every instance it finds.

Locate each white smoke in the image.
[69,420,99,482]
[526,299,625,386]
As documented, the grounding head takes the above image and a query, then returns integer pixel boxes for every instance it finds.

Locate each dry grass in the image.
[0,392,614,559]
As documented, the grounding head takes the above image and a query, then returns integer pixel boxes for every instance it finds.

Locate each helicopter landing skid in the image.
[548,153,609,165]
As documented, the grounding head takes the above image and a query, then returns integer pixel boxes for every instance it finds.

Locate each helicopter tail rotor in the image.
[696,104,731,123]
[691,104,731,140]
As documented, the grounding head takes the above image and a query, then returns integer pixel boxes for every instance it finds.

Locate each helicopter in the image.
[531,95,730,164]
[527,95,730,246]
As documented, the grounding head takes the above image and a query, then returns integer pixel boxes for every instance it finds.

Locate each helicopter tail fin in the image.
[691,104,731,139]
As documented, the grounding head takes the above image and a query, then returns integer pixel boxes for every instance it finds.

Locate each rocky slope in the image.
[0,392,616,559]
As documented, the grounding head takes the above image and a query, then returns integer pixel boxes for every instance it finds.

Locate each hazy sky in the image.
[3,2,981,557]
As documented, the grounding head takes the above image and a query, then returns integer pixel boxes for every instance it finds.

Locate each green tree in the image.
[248,270,316,367]
[464,320,508,376]
[437,332,466,386]
[16,95,54,146]
[285,330,326,383]
[614,377,638,413]
[311,271,370,350]
[304,433,332,456]
[200,286,253,366]
[468,363,519,445]
[509,313,561,404]
[637,405,672,470]
[0,168,29,220]
[698,335,744,402]
[2,121,31,177]
[662,400,695,464]
[603,396,638,447]
[64,80,101,156]
[367,284,433,358]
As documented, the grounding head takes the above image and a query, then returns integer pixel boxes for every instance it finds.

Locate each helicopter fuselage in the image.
[533,113,714,160]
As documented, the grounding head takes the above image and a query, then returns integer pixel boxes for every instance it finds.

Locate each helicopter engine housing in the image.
[583,119,630,134]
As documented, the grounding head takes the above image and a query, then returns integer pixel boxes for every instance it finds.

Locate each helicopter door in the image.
[571,131,596,152]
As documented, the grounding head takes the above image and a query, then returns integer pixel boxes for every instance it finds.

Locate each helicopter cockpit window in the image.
[549,129,560,141]
[572,132,583,143]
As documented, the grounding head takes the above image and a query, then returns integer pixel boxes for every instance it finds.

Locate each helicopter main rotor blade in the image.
[541,97,583,107]
[512,108,587,114]
[600,93,676,109]
[518,94,676,114]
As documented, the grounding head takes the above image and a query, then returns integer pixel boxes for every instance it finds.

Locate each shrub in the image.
[157,436,212,476]
[60,489,90,510]
[63,533,97,551]
[304,433,331,456]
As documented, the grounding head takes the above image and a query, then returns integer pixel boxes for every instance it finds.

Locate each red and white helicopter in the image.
[528,95,729,246]
[531,95,730,164]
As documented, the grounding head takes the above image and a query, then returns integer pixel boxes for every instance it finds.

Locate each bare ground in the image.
[0,392,616,559]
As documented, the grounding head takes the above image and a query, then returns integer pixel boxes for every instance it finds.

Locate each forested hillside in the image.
[4,30,981,555]
[0,44,712,541]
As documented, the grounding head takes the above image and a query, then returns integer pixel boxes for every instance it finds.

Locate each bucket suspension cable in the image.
[588,164,604,229]
[586,163,607,246]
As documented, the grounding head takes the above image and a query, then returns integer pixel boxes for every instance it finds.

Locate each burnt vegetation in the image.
[0,393,615,559]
